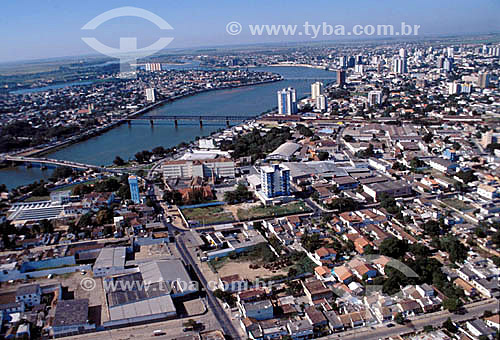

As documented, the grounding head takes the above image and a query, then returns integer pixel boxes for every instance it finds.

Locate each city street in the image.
[326,298,499,340]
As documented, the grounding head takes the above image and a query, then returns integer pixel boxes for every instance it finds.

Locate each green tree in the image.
[442,297,463,313]
[77,213,93,229]
[113,156,125,166]
[395,312,406,324]
[443,317,457,333]
[96,209,113,225]
[317,151,329,161]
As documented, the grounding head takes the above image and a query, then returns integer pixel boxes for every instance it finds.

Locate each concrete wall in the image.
[20,256,76,273]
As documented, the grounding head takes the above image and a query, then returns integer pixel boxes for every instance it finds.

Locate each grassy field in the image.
[237,201,311,221]
[182,205,235,225]
[25,196,50,202]
[441,198,474,212]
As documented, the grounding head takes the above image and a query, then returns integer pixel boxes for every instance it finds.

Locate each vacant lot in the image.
[441,198,474,212]
[182,205,235,225]
[237,201,311,221]
[217,260,287,281]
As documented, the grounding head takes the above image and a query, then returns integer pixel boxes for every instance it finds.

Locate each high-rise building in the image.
[277,88,297,115]
[443,57,453,72]
[260,164,290,199]
[461,83,473,94]
[145,63,161,71]
[448,82,461,95]
[128,175,140,204]
[348,56,355,68]
[481,130,495,148]
[336,69,346,86]
[392,57,408,74]
[399,48,407,58]
[339,56,347,68]
[368,90,382,106]
[437,56,445,69]
[447,47,454,58]
[145,88,156,102]
[316,95,328,112]
[478,71,490,89]
[311,82,323,100]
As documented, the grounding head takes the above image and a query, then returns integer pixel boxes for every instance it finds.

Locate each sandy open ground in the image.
[216,260,287,281]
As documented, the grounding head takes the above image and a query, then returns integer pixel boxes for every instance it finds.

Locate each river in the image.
[0,66,336,189]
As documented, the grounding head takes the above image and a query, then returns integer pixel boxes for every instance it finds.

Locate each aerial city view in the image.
[0,1,499,339]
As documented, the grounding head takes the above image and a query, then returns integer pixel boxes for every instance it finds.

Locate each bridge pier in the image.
[174,119,178,128]
[199,117,203,128]
[149,119,154,126]
[226,119,230,128]
[127,121,131,126]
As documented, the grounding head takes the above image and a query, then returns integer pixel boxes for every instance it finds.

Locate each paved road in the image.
[65,312,218,340]
[175,233,240,339]
[326,298,499,340]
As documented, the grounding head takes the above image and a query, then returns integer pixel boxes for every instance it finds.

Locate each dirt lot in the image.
[216,260,287,281]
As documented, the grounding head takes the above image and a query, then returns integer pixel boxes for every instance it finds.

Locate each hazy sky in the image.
[1,0,500,62]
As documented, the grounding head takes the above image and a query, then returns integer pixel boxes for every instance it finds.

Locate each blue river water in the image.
[0,66,336,189]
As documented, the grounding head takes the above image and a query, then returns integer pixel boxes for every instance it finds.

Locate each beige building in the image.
[162,158,235,179]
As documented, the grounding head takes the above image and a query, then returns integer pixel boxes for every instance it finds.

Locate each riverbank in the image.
[0,65,337,188]
[16,76,282,158]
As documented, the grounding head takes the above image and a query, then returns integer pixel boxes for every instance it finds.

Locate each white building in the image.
[145,88,156,102]
[311,81,323,100]
[316,95,328,112]
[368,90,382,106]
[277,88,297,115]
[162,158,235,179]
[260,164,290,199]
[477,184,499,200]
[93,247,126,277]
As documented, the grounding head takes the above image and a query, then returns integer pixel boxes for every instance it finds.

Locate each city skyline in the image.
[1,0,500,62]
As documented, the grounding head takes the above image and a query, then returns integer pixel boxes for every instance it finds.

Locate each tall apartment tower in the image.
[277,88,298,115]
[260,164,290,199]
[311,81,323,100]
[392,57,408,74]
[128,175,140,204]
[145,88,156,102]
[336,69,346,86]
[316,95,328,112]
[478,71,490,89]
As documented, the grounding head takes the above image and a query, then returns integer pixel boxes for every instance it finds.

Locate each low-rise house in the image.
[313,247,337,265]
[353,263,377,280]
[302,280,333,303]
[305,306,328,328]
[314,266,333,281]
[465,320,496,339]
[287,319,314,340]
[333,265,354,284]
[240,300,274,321]
[219,274,247,292]
[237,288,267,303]
[324,310,344,332]
[454,278,477,297]
[397,299,423,317]
[484,314,500,330]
